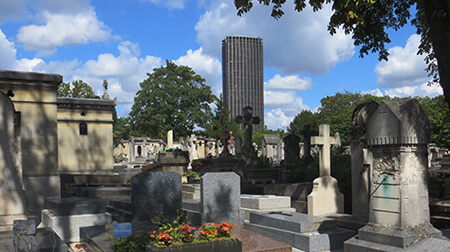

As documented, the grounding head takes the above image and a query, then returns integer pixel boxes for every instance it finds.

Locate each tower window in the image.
[79,122,88,135]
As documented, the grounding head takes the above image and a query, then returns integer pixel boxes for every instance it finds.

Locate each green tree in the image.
[113,115,132,147]
[287,110,318,140]
[204,94,242,140]
[57,80,99,98]
[129,60,215,139]
[417,95,450,149]
[235,0,450,107]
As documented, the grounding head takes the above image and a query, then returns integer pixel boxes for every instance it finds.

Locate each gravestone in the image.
[219,130,231,156]
[0,92,27,231]
[235,106,260,168]
[300,125,317,164]
[183,172,244,226]
[308,124,344,216]
[345,100,445,251]
[41,198,112,242]
[283,134,301,167]
[240,194,295,220]
[235,135,243,155]
[245,211,355,251]
[132,172,182,222]
[350,101,378,220]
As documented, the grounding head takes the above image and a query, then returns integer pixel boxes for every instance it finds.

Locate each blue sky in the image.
[0,0,443,130]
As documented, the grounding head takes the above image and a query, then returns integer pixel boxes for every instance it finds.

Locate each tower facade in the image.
[222,36,264,133]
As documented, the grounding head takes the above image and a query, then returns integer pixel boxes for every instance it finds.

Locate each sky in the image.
[0,0,443,130]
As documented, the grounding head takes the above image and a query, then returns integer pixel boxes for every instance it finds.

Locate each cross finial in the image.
[235,106,260,150]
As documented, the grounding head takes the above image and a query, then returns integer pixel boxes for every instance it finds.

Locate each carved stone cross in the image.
[311,124,340,177]
[235,106,260,150]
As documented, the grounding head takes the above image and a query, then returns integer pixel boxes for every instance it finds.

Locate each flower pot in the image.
[146,238,242,252]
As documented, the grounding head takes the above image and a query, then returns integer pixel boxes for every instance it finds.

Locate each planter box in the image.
[146,239,242,252]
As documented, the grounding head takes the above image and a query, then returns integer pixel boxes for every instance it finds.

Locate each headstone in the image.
[0,92,27,230]
[299,125,317,163]
[350,101,378,220]
[41,198,112,242]
[283,134,300,167]
[132,172,182,222]
[220,130,232,156]
[167,130,173,149]
[183,172,244,226]
[345,100,445,251]
[235,135,243,155]
[307,124,344,216]
[245,211,355,251]
[235,106,260,167]
[13,219,37,235]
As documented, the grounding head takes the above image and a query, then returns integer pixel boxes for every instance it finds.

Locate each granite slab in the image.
[45,197,105,216]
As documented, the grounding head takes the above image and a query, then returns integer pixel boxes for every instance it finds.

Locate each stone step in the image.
[182,184,200,193]
[182,199,201,212]
[291,200,307,213]
[109,199,132,212]
[182,191,199,200]
[105,206,133,223]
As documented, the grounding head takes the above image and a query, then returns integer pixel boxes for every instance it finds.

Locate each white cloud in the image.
[0,0,29,24]
[140,0,190,9]
[174,48,222,94]
[266,108,293,129]
[266,74,311,91]
[196,1,355,75]
[0,29,17,70]
[265,91,296,109]
[375,34,429,88]
[361,88,384,97]
[17,6,111,55]
[363,83,443,98]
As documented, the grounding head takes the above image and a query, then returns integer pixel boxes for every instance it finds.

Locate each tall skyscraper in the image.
[222,35,264,133]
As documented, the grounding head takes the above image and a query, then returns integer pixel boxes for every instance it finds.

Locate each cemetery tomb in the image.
[0,91,27,231]
[41,198,112,242]
[308,124,344,216]
[245,211,355,251]
[345,100,449,251]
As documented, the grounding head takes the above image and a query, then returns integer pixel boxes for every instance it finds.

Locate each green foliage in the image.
[57,80,99,98]
[416,95,450,149]
[204,94,242,140]
[130,60,215,139]
[113,116,131,146]
[110,233,151,252]
[234,1,450,106]
[287,110,318,140]
[286,156,319,183]
[330,147,352,213]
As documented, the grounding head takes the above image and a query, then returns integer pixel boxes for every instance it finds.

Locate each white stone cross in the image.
[311,124,340,177]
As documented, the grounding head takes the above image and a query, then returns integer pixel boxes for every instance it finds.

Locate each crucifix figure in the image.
[219,129,231,156]
[311,124,340,177]
[235,106,260,151]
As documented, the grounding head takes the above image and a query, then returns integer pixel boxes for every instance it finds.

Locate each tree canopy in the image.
[235,0,450,106]
[57,80,99,98]
[129,60,216,140]
[204,94,242,140]
[287,91,450,147]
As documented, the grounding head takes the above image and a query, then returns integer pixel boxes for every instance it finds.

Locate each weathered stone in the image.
[13,219,36,235]
[45,198,106,216]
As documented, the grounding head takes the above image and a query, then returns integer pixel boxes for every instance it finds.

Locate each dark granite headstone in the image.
[13,219,37,235]
[132,172,182,222]
[45,198,105,216]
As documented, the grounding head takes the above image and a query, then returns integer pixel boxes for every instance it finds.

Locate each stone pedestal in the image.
[241,194,295,220]
[308,176,344,216]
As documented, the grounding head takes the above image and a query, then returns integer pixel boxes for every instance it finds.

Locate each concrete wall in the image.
[0,70,61,215]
